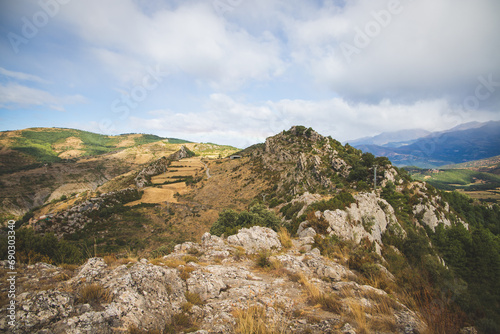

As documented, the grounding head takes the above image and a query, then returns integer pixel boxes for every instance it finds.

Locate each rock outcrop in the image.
[227,226,282,253]
[298,192,401,253]
[4,227,427,334]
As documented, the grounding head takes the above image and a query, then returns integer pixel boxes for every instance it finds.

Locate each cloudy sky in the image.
[1,0,499,147]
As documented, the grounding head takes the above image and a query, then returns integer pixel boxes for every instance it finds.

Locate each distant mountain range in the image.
[349,121,500,167]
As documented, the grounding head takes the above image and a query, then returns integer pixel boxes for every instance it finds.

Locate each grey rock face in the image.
[227,226,282,254]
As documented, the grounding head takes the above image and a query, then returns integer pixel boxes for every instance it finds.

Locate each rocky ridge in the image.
[3,226,427,334]
[28,188,141,237]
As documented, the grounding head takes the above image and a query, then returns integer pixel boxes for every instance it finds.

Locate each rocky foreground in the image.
[2,226,427,334]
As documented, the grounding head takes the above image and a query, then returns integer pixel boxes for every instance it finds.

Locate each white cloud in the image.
[284,0,500,103]
[59,0,285,89]
[0,67,50,84]
[130,94,500,147]
[0,83,86,111]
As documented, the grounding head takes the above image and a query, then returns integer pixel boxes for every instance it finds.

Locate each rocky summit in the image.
[3,226,426,334]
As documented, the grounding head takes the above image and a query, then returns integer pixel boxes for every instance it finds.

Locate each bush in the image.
[210,204,281,237]
[307,191,355,213]
[255,250,272,268]
[0,228,84,265]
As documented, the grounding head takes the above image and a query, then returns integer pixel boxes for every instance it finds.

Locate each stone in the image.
[297,227,316,239]
[227,226,282,254]
[187,270,227,301]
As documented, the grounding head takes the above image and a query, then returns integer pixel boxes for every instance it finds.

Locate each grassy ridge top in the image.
[0,127,189,174]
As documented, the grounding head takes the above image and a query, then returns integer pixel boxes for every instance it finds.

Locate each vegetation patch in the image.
[210,204,281,237]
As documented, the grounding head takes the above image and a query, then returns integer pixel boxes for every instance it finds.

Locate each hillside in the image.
[0,127,190,175]
[1,126,499,333]
[441,155,500,175]
[0,128,239,221]
[406,156,500,203]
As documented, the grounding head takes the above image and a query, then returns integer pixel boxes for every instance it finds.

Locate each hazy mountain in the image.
[348,128,431,147]
[354,121,500,167]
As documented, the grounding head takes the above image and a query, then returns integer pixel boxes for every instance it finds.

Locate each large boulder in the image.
[227,226,282,254]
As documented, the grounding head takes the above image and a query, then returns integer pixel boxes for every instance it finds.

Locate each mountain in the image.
[1,126,499,333]
[348,128,431,147]
[354,121,500,167]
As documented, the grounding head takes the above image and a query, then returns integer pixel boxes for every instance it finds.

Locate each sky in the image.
[0,0,499,148]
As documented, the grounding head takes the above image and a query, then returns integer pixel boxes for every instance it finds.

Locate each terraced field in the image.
[128,158,205,205]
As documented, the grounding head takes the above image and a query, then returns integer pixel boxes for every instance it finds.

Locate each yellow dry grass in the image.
[126,185,186,205]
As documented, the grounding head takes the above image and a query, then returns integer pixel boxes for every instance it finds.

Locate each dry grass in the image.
[127,325,161,334]
[60,263,80,271]
[77,283,111,305]
[347,301,368,334]
[278,228,293,249]
[103,254,138,268]
[149,257,166,266]
[297,272,342,314]
[182,255,199,264]
[164,312,198,334]
[178,266,196,280]
[364,271,397,294]
[185,291,204,305]
[233,304,286,334]
[164,259,186,268]
[370,316,398,333]
[233,246,246,261]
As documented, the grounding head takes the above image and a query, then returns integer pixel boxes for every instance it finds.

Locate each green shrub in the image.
[280,201,304,220]
[209,204,281,237]
[255,250,272,268]
[307,191,355,213]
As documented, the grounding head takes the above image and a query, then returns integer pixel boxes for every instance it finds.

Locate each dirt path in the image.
[201,160,211,179]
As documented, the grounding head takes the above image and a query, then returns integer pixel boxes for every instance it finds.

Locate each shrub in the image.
[307,191,355,213]
[255,250,272,268]
[210,204,281,237]
[280,202,304,220]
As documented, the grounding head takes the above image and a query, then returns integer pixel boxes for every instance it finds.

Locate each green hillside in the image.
[0,128,190,174]
[407,167,500,203]
[441,155,500,175]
